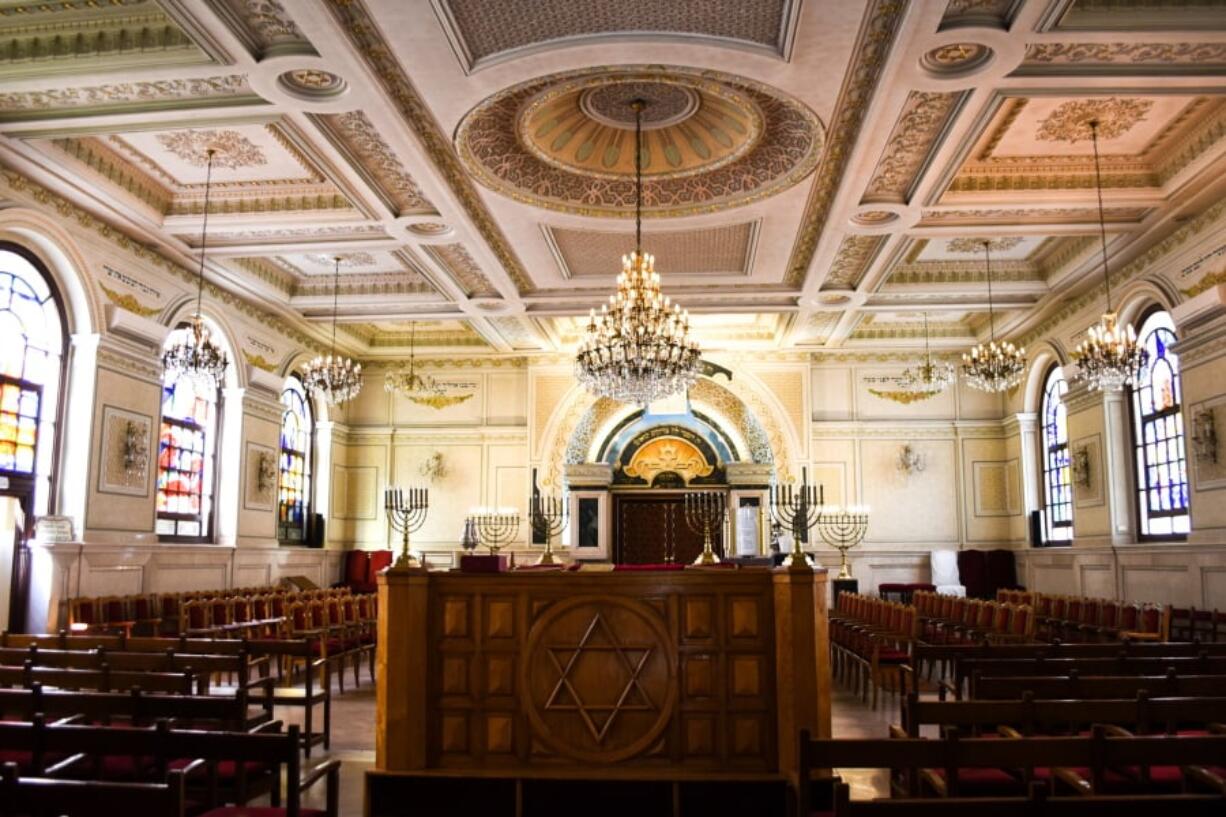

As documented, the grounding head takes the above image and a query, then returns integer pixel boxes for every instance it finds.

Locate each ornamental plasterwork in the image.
[821,235,886,290]
[0,75,252,116]
[1035,97,1154,143]
[488,317,543,349]
[424,244,500,298]
[886,260,1042,285]
[315,111,437,216]
[294,274,437,298]
[304,252,377,269]
[945,236,1024,254]
[215,0,315,58]
[941,0,1016,25]
[156,129,269,169]
[919,207,1149,226]
[783,0,907,288]
[863,91,962,202]
[851,320,977,341]
[100,284,161,318]
[326,0,533,295]
[242,350,278,372]
[456,65,824,218]
[1021,42,1226,67]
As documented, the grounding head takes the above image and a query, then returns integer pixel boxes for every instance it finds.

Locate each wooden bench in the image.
[0,664,196,695]
[967,672,1226,701]
[0,686,267,731]
[958,656,1226,698]
[0,646,271,697]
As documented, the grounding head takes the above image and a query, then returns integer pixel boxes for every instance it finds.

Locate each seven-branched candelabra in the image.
[529,492,567,566]
[768,467,823,567]
[469,509,520,555]
[385,486,428,570]
[682,492,726,566]
[815,506,870,580]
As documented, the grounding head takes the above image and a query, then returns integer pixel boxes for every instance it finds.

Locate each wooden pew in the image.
[899,691,1226,737]
[0,762,190,817]
[0,646,271,697]
[959,655,1226,698]
[0,686,266,731]
[0,664,196,695]
[968,672,1226,700]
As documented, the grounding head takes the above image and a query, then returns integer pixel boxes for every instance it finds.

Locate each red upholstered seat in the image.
[877,649,909,663]
[169,758,269,780]
[97,753,157,780]
[196,809,325,817]
[924,766,1025,795]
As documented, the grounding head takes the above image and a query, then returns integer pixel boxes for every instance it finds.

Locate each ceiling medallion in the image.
[961,241,1026,393]
[456,65,824,218]
[278,68,348,98]
[920,42,993,74]
[384,322,475,409]
[1035,97,1154,144]
[870,314,956,404]
[156,129,267,169]
[575,99,700,407]
[946,236,1022,254]
[1073,120,1148,392]
[162,149,228,387]
[302,257,363,406]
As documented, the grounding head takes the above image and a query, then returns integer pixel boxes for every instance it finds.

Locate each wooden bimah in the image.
[368,564,831,817]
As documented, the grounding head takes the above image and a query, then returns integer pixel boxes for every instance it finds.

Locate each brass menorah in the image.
[469,508,520,555]
[816,506,869,579]
[385,486,428,570]
[529,469,568,566]
[769,467,824,567]
[683,491,726,566]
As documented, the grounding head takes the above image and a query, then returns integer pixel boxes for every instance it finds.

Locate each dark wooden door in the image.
[614,494,723,565]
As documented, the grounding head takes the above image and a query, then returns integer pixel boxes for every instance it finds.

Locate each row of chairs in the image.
[1170,606,1226,642]
[914,590,1035,644]
[996,589,1169,642]
[830,593,918,708]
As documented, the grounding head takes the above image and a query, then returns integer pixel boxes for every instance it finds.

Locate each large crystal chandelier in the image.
[1072,119,1147,391]
[575,99,701,406]
[384,322,474,409]
[961,241,1027,393]
[302,257,363,406]
[162,149,228,386]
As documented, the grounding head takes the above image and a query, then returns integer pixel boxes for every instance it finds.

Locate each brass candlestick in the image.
[683,491,726,566]
[529,469,568,566]
[769,467,823,567]
[385,486,428,570]
[470,508,520,555]
[816,505,870,579]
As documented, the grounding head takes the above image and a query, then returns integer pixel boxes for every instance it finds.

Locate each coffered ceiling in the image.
[0,0,1224,357]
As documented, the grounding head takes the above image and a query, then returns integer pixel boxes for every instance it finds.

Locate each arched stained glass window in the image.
[156,325,220,541]
[278,375,312,544]
[1130,309,1189,538]
[0,246,65,517]
[1040,365,1072,543]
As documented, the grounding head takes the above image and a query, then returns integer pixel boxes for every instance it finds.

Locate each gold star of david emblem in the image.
[543,612,657,744]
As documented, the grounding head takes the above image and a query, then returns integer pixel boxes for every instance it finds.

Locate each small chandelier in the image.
[384,322,474,409]
[961,240,1026,393]
[897,313,956,396]
[302,257,363,406]
[1072,119,1148,391]
[575,99,701,406]
[162,149,228,386]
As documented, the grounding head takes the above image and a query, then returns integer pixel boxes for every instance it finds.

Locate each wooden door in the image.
[614,494,723,565]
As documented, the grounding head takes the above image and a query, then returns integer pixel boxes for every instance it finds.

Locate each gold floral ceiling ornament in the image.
[1035,97,1154,144]
[384,322,475,409]
[1072,120,1148,392]
[156,128,268,169]
[456,65,824,218]
[945,236,1023,255]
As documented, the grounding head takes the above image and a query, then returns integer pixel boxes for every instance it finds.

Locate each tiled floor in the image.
[279,668,903,815]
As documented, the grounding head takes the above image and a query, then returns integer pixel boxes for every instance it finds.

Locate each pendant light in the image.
[302,257,363,406]
[961,241,1026,393]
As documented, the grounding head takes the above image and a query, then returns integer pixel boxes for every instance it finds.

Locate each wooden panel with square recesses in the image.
[422,571,795,773]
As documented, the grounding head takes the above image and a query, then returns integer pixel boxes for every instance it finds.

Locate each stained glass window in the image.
[1041,365,1072,543]
[1130,309,1190,538]
[278,375,312,544]
[0,248,64,516]
[156,325,219,540]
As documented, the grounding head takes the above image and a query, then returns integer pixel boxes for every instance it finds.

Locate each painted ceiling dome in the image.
[456,65,824,218]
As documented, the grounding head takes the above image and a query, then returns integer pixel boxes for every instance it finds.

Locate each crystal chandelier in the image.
[302,257,363,406]
[897,313,956,396]
[575,99,701,406]
[384,322,474,409]
[162,149,228,386]
[1072,119,1148,391]
[961,241,1026,393]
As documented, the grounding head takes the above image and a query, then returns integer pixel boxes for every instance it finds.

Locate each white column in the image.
[57,333,99,529]
[216,387,245,546]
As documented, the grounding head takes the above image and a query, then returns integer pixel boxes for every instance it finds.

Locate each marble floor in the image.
[279,671,901,815]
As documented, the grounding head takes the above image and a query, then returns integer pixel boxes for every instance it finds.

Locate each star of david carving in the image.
[543,612,657,744]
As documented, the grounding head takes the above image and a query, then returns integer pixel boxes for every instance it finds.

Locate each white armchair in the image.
[930,550,966,597]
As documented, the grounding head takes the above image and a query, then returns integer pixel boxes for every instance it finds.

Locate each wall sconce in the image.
[897,443,925,476]
[122,420,148,479]
[257,450,278,494]
[419,450,448,482]
[1071,446,1091,488]
[1193,408,1218,464]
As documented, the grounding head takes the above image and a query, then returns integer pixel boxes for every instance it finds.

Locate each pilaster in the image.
[1173,286,1226,544]
[1063,379,1135,546]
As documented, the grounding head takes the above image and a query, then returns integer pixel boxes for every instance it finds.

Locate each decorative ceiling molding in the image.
[424,243,500,298]
[455,65,824,219]
[433,0,799,71]
[782,0,907,288]
[919,207,1150,227]
[313,111,437,217]
[0,75,257,120]
[544,221,759,279]
[863,91,965,203]
[821,235,887,290]
[940,0,1020,30]
[1016,42,1226,74]
[210,0,317,59]
[326,0,535,295]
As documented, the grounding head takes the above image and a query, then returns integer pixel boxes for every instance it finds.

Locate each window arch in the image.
[156,324,221,541]
[278,374,313,544]
[0,244,66,518]
[1040,365,1072,544]
[1130,309,1189,538]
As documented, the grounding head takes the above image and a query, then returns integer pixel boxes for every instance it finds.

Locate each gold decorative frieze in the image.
[822,235,885,290]
[863,91,962,203]
[0,75,255,119]
[1035,97,1154,144]
[315,111,437,216]
[1020,42,1226,70]
[157,129,268,169]
[243,351,278,372]
[100,284,161,318]
[425,244,500,299]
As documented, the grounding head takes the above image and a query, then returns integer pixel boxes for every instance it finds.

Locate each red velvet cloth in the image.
[613,564,687,571]
[343,551,370,585]
[366,550,393,582]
